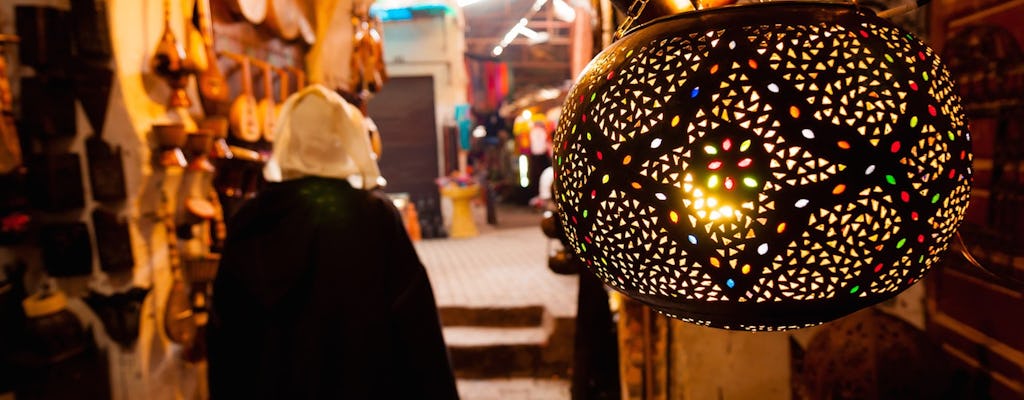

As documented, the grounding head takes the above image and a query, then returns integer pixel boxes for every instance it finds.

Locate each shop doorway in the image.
[367,76,442,227]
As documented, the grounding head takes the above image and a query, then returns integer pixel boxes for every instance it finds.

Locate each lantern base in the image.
[633,290,895,331]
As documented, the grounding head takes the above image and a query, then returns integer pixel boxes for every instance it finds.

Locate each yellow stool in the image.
[441,184,480,238]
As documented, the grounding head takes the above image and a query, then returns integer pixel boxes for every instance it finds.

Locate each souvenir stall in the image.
[499,87,563,205]
[0,0,386,398]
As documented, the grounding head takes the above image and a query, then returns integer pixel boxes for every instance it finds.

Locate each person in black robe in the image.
[207,85,459,399]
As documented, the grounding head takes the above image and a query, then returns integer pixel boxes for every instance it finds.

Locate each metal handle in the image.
[954,232,1024,288]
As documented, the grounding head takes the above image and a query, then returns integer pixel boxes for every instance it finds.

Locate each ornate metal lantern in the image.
[553,1,972,330]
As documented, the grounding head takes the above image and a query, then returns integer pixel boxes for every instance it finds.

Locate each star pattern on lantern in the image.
[554,10,972,330]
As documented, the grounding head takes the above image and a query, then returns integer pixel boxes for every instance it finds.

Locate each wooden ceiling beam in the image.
[504,60,572,69]
[466,19,574,30]
[465,37,572,45]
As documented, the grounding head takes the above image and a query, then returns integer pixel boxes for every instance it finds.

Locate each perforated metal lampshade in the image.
[553,2,972,330]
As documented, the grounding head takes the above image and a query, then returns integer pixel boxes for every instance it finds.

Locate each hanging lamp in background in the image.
[553,0,972,330]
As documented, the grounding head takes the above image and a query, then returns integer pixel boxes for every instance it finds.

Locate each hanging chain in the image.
[614,0,652,40]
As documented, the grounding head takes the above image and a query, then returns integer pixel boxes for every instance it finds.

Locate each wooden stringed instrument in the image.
[224,53,261,143]
[186,0,207,73]
[270,66,292,142]
[265,0,302,40]
[225,0,267,25]
[191,0,229,116]
[162,162,197,347]
[370,17,388,91]
[0,35,22,174]
[289,66,305,90]
[297,10,316,45]
[252,59,277,143]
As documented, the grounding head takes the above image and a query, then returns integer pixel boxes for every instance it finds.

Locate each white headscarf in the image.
[263,84,385,189]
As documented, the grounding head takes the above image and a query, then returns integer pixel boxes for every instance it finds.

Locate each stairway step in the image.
[445,326,549,347]
[444,326,569,379]
[439,305,545,327]
[456,378,570,399]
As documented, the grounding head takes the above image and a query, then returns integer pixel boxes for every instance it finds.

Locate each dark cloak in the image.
[208,177,459,399]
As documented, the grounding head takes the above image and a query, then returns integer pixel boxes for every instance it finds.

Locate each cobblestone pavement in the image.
[414,206,576,399]
[415,212,579,318]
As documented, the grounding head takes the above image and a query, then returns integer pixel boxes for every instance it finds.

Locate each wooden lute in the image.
[271,66,292,142]
[289,66,305,90]
[252,59,277,143]
[191,0,229,115]
[370,18,389,91]
[225,53,261,143]
[163,169,197,347]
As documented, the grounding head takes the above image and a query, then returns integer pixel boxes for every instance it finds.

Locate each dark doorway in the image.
[367,76,442,224]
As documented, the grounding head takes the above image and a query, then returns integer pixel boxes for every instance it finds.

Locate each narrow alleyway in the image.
[415,206,578,400]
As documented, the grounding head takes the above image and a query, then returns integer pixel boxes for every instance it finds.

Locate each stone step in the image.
[445,326,557,379]
[445,326,550,347]
[439,305,546,327]
[456,378,570,399]
[443,315,576,379]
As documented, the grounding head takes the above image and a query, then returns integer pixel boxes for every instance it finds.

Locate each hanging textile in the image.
[465,57,511,111]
